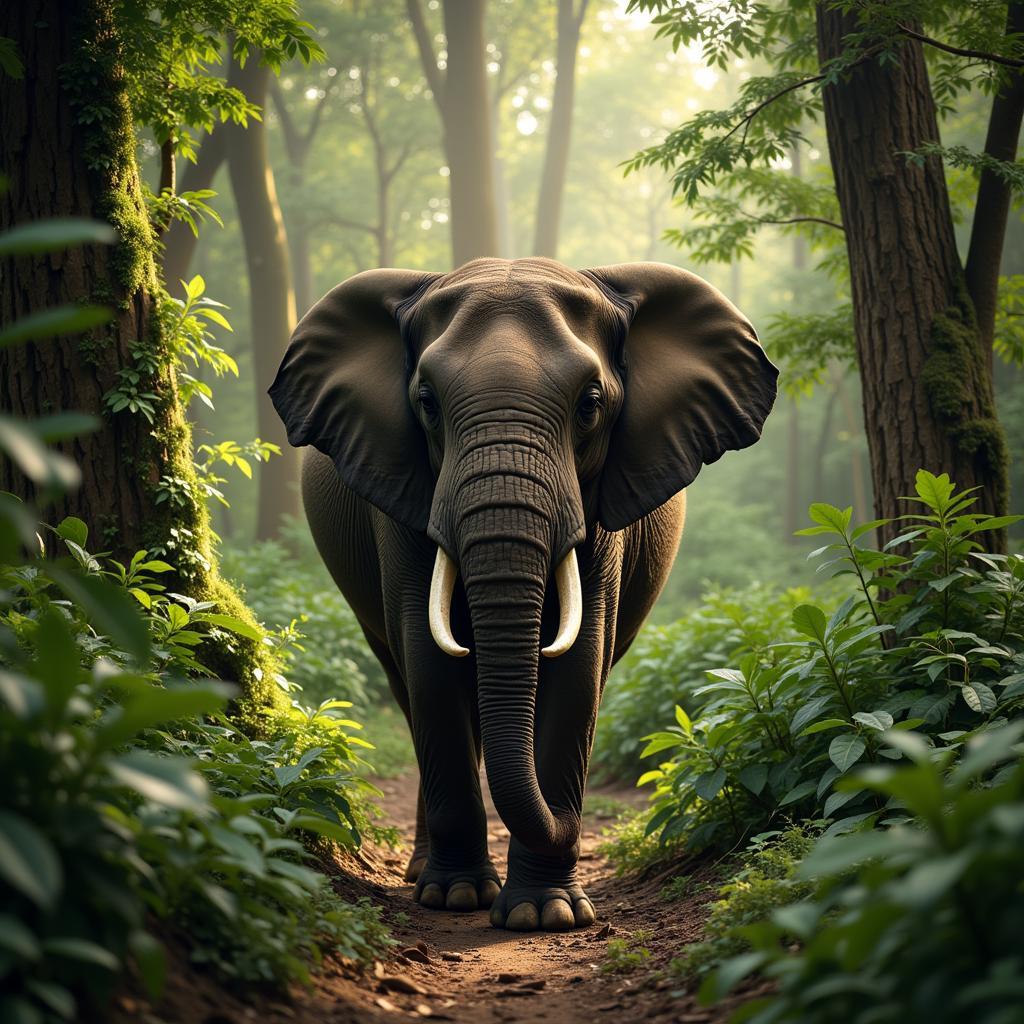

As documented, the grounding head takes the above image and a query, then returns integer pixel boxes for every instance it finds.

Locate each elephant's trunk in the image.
[441,448,583,858]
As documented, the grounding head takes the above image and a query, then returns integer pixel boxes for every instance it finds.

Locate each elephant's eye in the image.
[417,384,440,425]
[576,384,603,429]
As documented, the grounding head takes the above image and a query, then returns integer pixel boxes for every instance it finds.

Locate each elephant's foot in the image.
[403,853,428,883]
[413,860,502,912]
[489,880,596,932]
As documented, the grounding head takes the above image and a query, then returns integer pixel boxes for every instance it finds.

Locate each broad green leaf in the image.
[0,914,41,960]
[796,831,893,878]
[0,812,62,910]
[128,931,166,1001]
[674,704,692,734]
[896,850,972,909]
[42,937,119,971]
[912,470,955,514]
[779,779,817,806]
[96,683,231,750]
[791,603,828,642]
[55,516,88,548]
[960,682,996,714]
[23,981,74,1021]
[799,718,849,737]
[737,763,768,795]
[0,305,111,348]
[0,218,115,255]
[0,416,80,489]
[852,711,894,732]
[693,767,727,801]
[829,733,867,772]
[49,568,151,663]
[807,502,852,534]
[108,751,209,812]
[194,612,263,641]
[0,670,44,719]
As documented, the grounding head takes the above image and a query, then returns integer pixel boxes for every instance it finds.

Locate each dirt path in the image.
[124,770,742,1024]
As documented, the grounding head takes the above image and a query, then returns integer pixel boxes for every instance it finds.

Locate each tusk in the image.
[429,547,470,658]
[541,548,582,659]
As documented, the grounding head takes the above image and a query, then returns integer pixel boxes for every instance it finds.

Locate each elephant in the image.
[268,258,777,932]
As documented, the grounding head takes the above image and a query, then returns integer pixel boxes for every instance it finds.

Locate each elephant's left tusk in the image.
[541,548,582,659]
[429,547,470,658]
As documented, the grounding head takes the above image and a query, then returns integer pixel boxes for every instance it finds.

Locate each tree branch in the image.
[741,212,845,231]
[269,78,301,159]
[896,22,1024,70]
[406,0,445,113]
[322,214,379,236]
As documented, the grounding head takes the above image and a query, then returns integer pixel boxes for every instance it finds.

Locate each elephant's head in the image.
[269,258,777,854]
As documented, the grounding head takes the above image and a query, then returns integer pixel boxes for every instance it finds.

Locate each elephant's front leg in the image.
[489,610,608,932]
[404,634,501,912]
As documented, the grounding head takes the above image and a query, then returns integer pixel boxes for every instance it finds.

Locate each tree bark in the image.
[533,0,587,258]
[0,0,279,707]
[964,1,1024,361]
[816,5,1008,544]
[408,0,498,267]
[224,56,299,539]
[160,128,227,287]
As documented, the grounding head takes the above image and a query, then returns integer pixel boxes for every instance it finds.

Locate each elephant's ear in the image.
[268,268,440,531]
[583,262,779,532]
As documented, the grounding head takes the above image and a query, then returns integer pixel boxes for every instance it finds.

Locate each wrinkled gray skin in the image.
[270,258,777,932]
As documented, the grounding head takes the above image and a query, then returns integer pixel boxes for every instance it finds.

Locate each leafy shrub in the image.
[221,538,387,708]
[603,930,653,973]
[0,525,391,1022]
[636,472,1023,854]
[702,724,1024,1024]
[670,827,816,981]
[594,583,820,780]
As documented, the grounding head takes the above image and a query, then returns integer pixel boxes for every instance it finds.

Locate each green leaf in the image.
[55,516,88,548]
[0,670,45,719]
[108,751,209,812]
[48,568,151,663]
[961,682,996,714]
[791,603,828,642]
[829,734,867,772]
[737,763,768,795]
[0,914,41,960]
[674,704,692,733]
[797,831,893,878]
[693,767,727,801]
[912,470,955,514]
[807,502,852,534]
[96,682,231,750]
[852,711,894,732]
[0,812,62,910]
[0,218,115,256]
[42,937,119,971]
[23,981,74,1021]
[0,305,112,348]
[799,718,849,737]
[779,779,817,806]
[0,416,80,489]
[193,612,263,641]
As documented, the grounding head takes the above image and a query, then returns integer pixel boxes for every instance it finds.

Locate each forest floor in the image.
[116,766,756,1024]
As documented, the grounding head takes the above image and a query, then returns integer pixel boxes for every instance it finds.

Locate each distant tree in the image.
[628,0,1024,545]
[223,53,300,539]
[407,0,499,266]
[533,0,590,258]
[0,0,317,702]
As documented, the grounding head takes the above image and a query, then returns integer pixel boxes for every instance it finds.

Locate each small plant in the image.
[603,930,653,974]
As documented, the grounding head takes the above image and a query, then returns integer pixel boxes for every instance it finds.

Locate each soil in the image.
[114,771,756,1024]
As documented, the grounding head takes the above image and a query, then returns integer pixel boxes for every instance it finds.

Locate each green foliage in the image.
[221,537,388,710]
[594,583,819,780]
[603,930,653,974]
[670,828,816,981]
[635,472,1023,856]
[701,724,1024,1024]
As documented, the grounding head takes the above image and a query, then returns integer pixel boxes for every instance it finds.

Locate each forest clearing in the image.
[2,2,1024,1023]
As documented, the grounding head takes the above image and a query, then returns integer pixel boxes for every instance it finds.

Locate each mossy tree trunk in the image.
[0,0,282,712]
[817,7,1008,546]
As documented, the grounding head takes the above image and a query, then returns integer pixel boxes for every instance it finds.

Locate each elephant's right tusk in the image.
[541,548,582,658]
[429,547,470,658]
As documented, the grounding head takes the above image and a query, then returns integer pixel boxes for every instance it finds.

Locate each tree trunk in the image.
[533,0,586,258]
[160,129,227,287]
[964,1,1024,362]
[816,6,1008,544]
[224,56,299,539]
[442,0,499,265]
[0,0,280,710]
[784,402,800,542]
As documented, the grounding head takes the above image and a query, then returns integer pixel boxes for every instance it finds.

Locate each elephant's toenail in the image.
[419,882,445,909]
[446,882,478,912]
[506,902,540,931]
[404,856,427,884]
[573,897,596,927]
[541,899,575,931]
[479,879,501,909]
